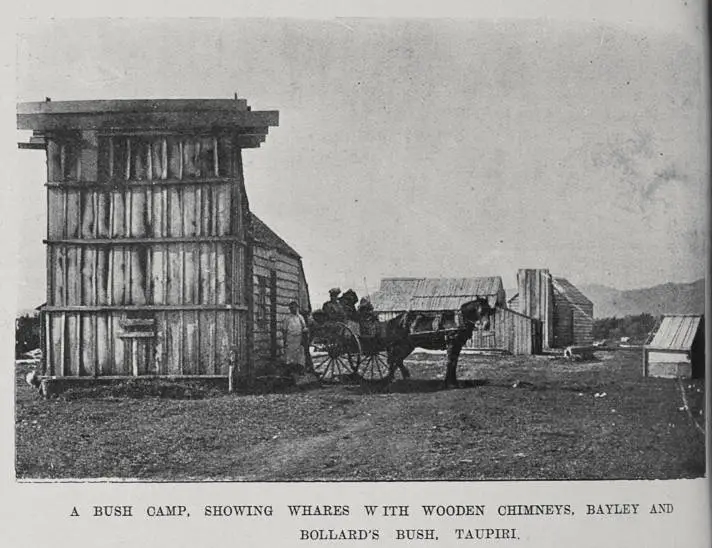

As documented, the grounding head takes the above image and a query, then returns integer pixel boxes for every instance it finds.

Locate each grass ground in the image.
[15,349,706,481]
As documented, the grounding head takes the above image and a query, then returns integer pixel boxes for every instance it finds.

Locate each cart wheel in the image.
[310,323,361,381]
[355,339,392,382]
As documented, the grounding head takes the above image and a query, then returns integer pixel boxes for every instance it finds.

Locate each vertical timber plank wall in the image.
[466,308,540,355]
[44,132,249,378]
[518,269,554,350]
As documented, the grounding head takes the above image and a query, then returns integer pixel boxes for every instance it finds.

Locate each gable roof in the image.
[250,214,301,258]
[552,277,593,307]
[371,276,504,312]
[646,314,703,351]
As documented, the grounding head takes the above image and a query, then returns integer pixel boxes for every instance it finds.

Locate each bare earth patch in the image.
[15,350,705,481]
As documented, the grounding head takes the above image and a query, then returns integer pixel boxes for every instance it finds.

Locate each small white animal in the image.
[25,370,41,390]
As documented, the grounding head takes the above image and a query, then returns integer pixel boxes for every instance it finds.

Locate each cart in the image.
[309,318,393,382]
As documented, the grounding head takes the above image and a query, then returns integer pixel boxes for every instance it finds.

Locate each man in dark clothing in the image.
[322,288,346,321]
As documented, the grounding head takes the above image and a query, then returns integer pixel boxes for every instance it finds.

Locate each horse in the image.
[384,297,493,387]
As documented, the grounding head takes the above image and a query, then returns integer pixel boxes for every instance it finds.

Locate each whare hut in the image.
[16,96,311,392]
[370,277,506,321]
[369,277,541,355]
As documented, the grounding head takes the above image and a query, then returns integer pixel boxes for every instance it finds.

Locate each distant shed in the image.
[644,315,705,379]
[251,214,310,372]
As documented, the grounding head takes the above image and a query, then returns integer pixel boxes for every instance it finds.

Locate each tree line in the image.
[592,313,659,343]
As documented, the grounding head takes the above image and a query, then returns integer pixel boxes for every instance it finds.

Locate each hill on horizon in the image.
[506,279,704,319]
[580,278,705,318]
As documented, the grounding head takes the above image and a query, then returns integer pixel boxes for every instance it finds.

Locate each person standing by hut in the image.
[283,301,308,382]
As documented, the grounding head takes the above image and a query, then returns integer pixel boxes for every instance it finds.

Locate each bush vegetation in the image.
[592,313,659,343]
[15,314,40,358]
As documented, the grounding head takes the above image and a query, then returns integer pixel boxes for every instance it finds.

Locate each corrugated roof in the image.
[250,214,301,258]
[379,278,422,295]
[552,277,593,307]
[647,315,703,351]
[371,277,503,312]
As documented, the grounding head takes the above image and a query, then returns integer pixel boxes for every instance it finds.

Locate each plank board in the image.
[167,246,182,305]
[80,314,95,376]
[50,314,63,376]
[111,248,126,305]
[168,186,182,237]
[215,184,231,236]
[96,314,109,376]
[111,190,125,237]
[215,311,232,375]
[65,189,80,238]
[129,187,148,237]
[48,189,65,239]
[18,109,278,132]
[165,312,182,375]
[184,244,197,305]
[130,248,147,305]
[216,245,228,304]
[80,247,95,306]
[183,311,199,375]
[183,186,198,236]
[47,140,62,181]
[199,311,216,375]
[65,247,79,305]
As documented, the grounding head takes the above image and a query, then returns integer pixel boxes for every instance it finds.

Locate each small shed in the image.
[644,315,705,379]
[251,214,310,371]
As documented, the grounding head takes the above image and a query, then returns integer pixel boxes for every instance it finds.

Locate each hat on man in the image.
[329,287,341,296]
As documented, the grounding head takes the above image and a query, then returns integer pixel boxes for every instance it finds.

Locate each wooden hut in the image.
[369,276,539,354]
[509,269,593,349]
[370,277,506,321]
[251,213,310,372]
[644,315,705,379]
[17,98,279,386]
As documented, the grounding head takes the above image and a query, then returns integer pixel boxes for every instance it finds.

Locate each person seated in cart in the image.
[322,288,347,321]
[339,289,359,321]
[357,297,379,338]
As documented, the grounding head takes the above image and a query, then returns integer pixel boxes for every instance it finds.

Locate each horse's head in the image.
[461,296,494,327]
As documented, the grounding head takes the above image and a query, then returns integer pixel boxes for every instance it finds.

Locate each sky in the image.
[10,3,709,311]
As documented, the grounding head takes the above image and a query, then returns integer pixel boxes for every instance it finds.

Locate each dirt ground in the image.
[15,349,706,481]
